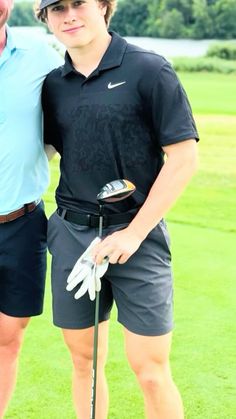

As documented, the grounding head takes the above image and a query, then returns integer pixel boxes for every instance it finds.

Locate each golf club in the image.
[90,179,136,419]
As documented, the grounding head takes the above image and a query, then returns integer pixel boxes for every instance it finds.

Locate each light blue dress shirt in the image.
[0,27,62,214]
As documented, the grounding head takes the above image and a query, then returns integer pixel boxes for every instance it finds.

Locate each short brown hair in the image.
[35,0,117,26]
[101,0,117,26]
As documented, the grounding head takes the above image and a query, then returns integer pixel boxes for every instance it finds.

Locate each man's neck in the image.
[0,26,7,55]
[68,32,111,78]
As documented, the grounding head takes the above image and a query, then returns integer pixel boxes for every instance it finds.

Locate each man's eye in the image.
[73,1,84,6]
[51,5,64,11]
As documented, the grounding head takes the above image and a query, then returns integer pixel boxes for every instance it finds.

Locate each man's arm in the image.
[44,144,57,161]
[93,139,198,264]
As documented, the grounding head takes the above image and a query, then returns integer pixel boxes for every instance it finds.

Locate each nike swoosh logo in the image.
[108,81,126,89]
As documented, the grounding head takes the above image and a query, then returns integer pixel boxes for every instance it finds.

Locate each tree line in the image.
[111,0,236,39]
[9,0,236,39]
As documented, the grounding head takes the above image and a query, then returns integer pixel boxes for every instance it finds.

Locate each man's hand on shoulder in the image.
[44,144,57,161]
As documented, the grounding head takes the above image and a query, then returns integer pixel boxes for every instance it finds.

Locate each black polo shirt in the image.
[42,32,199,214]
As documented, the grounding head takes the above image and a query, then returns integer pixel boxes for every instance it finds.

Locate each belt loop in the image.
[24,204,29,214]
[61,209,67,219]
[102,215,108,228]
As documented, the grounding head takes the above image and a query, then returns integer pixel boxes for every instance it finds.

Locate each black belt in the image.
[57,208,137,228]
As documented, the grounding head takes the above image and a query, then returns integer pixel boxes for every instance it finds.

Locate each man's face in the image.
[46,0,107,50]
[0,0,13,29]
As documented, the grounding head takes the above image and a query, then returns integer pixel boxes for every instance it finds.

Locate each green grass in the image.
[168,115,236,232]
[178,73,236,115]
[5,73,236,419]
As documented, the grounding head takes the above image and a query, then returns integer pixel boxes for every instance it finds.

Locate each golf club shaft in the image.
[98,204,103,238]
[90,205,103,419]
[90,179,135,417]
[91,290,100,419]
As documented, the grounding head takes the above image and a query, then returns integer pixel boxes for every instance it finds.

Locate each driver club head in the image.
[97,179,136,203]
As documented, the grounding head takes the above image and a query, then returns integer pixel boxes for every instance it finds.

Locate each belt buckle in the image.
[89,214,100,228]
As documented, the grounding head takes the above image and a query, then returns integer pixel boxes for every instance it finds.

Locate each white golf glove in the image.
[66,237,109,301]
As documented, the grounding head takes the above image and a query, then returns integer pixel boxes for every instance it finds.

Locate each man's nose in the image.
[64,6,77,23]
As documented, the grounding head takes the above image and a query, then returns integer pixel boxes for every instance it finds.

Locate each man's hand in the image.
[44,144,57,161]
[92,227,143,265]
[66,237,109,300]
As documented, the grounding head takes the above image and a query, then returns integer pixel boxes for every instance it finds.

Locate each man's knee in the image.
[0,315,29,361]
[72,351,93,378]
[135,363,171,393]
[0,336,23,362]
[63,326,108,379]
[127,348,172,394]
[70,344,108,377]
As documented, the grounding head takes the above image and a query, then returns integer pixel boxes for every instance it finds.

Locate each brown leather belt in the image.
[0,201,39,224]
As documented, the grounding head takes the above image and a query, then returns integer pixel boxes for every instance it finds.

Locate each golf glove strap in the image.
[66,237,109,301]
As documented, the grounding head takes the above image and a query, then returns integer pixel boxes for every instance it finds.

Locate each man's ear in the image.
[99,1,107,17]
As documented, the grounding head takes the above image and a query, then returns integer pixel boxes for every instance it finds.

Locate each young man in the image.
[37,0,199,417]
[0,0,62,416]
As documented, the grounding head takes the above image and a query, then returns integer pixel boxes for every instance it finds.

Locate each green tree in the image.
[8,2,38,27]
[146,0,161,37]
[111,0,234,39]
[213,0,236,38]
[111,0,149,36]
[159,0,194,25]
[192,0,214,39]
[157,8,186,38]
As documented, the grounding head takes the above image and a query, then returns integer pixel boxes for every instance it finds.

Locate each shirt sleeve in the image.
[151,62,199,146]
[42,77,62,153]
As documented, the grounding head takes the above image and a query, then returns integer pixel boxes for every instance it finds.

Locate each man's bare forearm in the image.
[128,139,198,240]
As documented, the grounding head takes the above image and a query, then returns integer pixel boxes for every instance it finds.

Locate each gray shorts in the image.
[47,211,174,336]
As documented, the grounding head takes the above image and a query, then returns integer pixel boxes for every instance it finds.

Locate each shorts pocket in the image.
[155,219,171,258]
[47,211,57,254]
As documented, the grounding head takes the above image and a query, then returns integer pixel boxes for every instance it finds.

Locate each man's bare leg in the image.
[0,313,29,418]
[124,329,184,419]
[63,320,109,419]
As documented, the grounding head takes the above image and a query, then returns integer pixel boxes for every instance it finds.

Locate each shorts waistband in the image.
[0,200,41,224]
[57,207,137,228]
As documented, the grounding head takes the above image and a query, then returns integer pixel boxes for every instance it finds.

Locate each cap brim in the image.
[39,0,59,10]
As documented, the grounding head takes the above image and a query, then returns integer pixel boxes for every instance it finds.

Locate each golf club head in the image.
[97,179,136,203]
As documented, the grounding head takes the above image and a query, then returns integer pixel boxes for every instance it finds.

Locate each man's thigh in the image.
[106,220,174,337]
[0,202,47,317]
[62,320,109,362]
[124,328,173,372]
[48,211,114,329]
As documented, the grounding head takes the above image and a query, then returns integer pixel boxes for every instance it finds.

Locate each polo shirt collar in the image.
[61,31,127,77]
[5,26,16,53]
[0,26,16,65]
[98,31,127,71]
